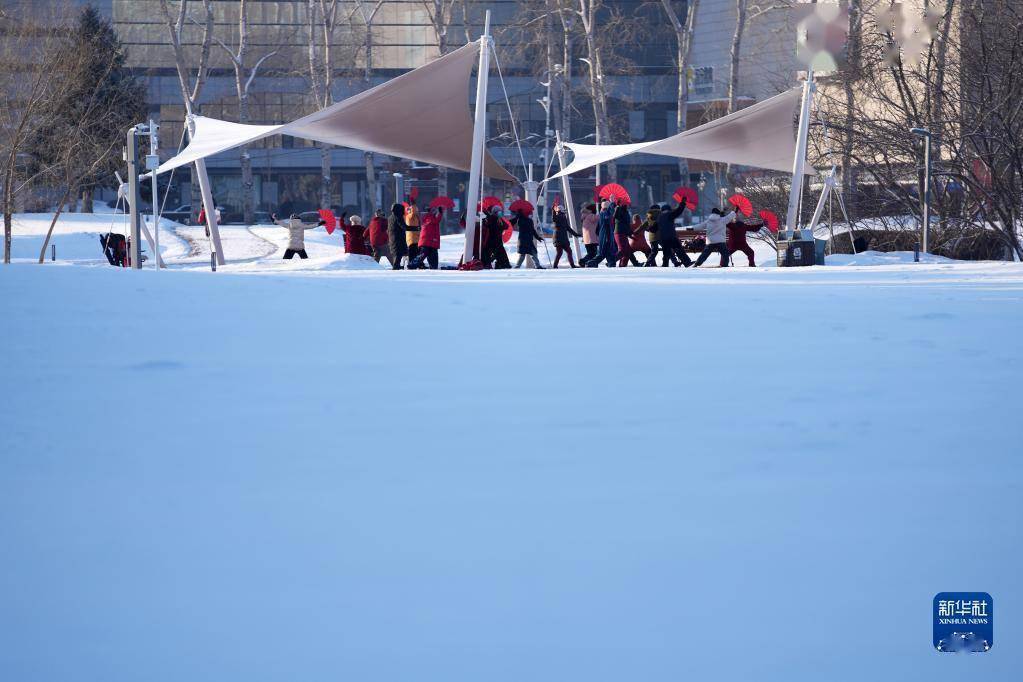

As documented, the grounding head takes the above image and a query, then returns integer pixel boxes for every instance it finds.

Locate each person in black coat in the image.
[512,210,545,268]
[481,206,511,269]
[655,201,693,267]
[387,203,408,270]
[551,204,580,268]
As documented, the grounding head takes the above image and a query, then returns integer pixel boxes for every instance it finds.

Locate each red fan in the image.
[599,183,631,205]
[672,186,698,210]
[408,186,419,202]
[478,196,504,213]
[553,194,561,209]
[501,217,514,243]
[758,209,779,233]
[728,193,753,217]
[319,209,337,234]
[509,199,534,216]
[429,196,455,210]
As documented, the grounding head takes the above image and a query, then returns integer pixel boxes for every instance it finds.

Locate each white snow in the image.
[1,211,1021,681]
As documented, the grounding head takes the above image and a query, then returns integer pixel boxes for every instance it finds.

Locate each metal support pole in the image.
[911,127,932,254]
[923,133,931,254]
[147,120,160,271]
[785,70,815,237]
[187,115,225,267]
[462,10,492,263]
[554,131,583,260]
[126,126,143,269]
[393,172,404,203]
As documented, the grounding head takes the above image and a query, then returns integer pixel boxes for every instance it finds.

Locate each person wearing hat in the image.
[387,203,408,269]
[272,212,318,259]
[481,205,511,269]
[551,203,580,268]
[410,206,443,269]
[578,203,599,267]
[404,198,421,265]
[726,216,763,267]
[654,201,693,267]
[691,207,737,267]
[512,206,545,269]
[586,199,618,267]
[342,214,370,256]
[366,208,391,263]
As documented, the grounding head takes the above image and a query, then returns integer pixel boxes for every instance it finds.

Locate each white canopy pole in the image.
[463,11,492,263]
[784,71,815,236]
[187,115,225,266]
[554,131,582,260]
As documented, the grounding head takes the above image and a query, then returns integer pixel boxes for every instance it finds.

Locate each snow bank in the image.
[826,250,956,266]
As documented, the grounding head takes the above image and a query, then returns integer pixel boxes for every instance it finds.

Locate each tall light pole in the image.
[911,127,932,254]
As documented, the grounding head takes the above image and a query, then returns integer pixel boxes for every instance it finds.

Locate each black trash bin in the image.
[777,238,816,267]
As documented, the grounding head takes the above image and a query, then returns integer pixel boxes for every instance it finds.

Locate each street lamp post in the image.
[911,127,932,254]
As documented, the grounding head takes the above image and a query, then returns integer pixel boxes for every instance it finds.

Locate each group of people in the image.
[272,195,766,270]
[272,199,446,269]
[571,199,763,268]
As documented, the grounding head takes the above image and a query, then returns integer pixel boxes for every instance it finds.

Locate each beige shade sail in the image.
[546,88,813,182]
[155,41,516,182]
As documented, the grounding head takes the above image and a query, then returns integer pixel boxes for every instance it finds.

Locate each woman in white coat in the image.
[691,208,737,267]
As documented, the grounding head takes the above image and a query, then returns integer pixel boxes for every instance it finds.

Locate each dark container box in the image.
[777,239,816,267]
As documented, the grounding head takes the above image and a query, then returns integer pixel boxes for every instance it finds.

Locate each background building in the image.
[51,1,803,221]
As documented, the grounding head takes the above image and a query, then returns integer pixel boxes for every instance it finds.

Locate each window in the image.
[693,66,714,95]
[629,110,646,141]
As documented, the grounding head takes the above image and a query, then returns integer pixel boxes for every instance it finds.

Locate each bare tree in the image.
[658,0,700,182]
[575,0,614,178]
[210,0,281,225]
[349,1,385,214]
[0,4,77,263]
[158,0,215,225]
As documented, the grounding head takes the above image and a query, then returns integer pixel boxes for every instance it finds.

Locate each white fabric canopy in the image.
[155,41,515,182]
[547,88,813,181]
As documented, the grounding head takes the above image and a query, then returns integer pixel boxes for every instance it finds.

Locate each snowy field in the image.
[2,213,1022,681]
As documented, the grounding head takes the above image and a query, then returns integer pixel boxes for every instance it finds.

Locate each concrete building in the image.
[60,1,802,219]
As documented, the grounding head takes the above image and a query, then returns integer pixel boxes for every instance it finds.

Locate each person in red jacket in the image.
[726,217,763,267]
[411,206,443,269]
[342,214,370,256]
[366,208,391,264]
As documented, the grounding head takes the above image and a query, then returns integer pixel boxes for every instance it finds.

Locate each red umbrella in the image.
[501,217,514,243]
[509,199,534,216]
[672,186,698,210]
[728,193,753,217]
[318,209,337,234]
[429,196,455,210]
[758,209,779,233]
[599,183,631,205]
[478,196,503,213]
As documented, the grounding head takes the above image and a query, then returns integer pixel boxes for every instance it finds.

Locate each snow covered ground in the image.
[2,212,1021,681]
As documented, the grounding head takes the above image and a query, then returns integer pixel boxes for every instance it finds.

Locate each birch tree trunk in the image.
[159,0,215,226]
[578,0,615,180]
[660,0,700,183]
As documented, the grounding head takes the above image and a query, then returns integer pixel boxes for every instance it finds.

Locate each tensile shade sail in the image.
[758,209,779,232]
[509,199,534,216]
[599,183,631,205]
[672,186,698,210]
[728,194,753,217]
[429,196,455,210]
